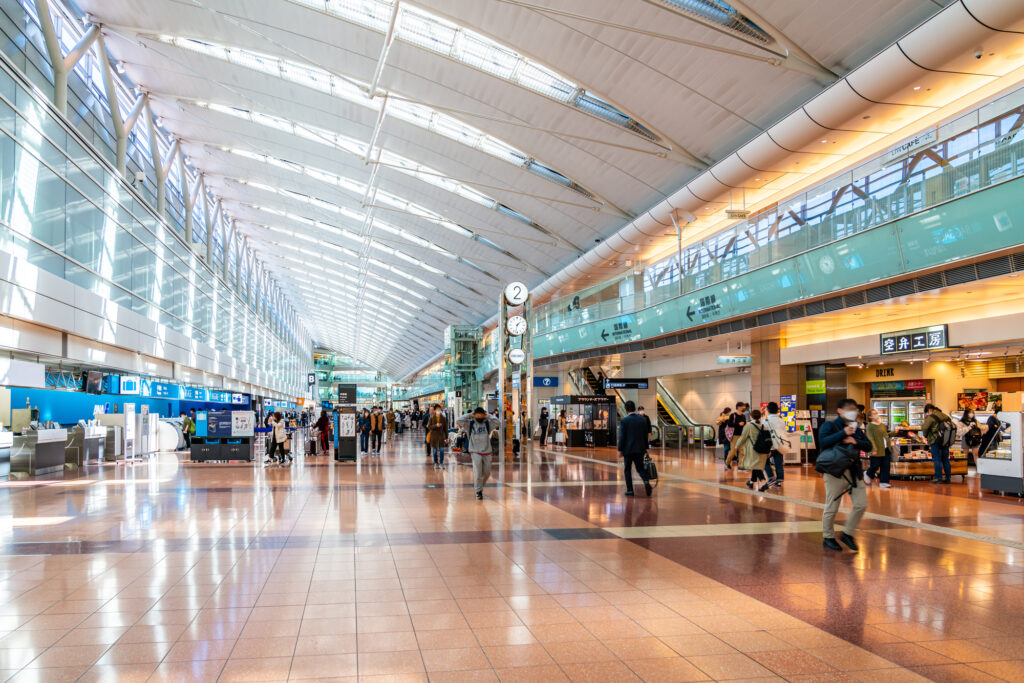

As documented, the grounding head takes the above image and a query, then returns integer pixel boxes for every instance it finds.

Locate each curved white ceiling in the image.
[79,0,957,377]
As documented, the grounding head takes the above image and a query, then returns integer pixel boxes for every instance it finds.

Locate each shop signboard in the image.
[119,375,141,395]
[805,379,826,394]
[717,355,752,366]
[880,325,948,355]
[231,393,250,406]
[533,376,559,388]
[209,390,231,404]
[147,382,178,399]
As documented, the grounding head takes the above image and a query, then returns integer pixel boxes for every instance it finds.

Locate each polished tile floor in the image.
[0,434,1022,681]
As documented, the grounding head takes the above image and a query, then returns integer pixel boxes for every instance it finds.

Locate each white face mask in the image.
[841,410,859,422]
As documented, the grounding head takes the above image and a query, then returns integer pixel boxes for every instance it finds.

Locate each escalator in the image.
[656,395,679,426]
[580,367,603,394]
[656,380,715,445]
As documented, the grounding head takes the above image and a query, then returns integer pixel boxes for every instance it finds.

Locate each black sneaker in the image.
[823,538,843,551]
[942,478,951,484]
[624,490,635,496]
[839,533,859,552]
[772,480,783,488]
[930,478,942,483]
[759,479,774,492]
[475,491,483,500]
[644,482,653,497]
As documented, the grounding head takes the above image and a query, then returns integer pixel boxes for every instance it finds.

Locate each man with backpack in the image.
[922,404,955,484]
[817,398,872,552]
[457,407,499,500]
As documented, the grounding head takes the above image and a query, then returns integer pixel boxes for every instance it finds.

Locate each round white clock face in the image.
[507,348,526,365]
[504,281,529,306]
[506,315,528,336]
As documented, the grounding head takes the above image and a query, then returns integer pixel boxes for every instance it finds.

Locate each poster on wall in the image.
[207,410,233,437]
[780,395,797,433]
[957,392,994,411]
[231,411,255,437]
[339,413,355,437]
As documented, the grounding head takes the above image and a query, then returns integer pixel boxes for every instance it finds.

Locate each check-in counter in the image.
[65,425,107,468]
[0,431,12,480]
[11,429,68,478]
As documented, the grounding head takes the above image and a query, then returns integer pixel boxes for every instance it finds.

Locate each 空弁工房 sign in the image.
[880,325,947,355]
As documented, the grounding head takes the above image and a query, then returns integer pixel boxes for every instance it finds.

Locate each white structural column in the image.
[33,0,99,114]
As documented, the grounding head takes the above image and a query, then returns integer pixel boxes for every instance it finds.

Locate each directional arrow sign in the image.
[600,329,610,342]
[686,306,695,322]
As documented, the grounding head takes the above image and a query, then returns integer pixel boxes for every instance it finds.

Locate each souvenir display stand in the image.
[549,395,617,448]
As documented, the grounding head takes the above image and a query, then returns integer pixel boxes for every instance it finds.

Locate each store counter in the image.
[65,425,107,469]
[869,440,968,480]
[11,429,68,478]
[0,431,12,480]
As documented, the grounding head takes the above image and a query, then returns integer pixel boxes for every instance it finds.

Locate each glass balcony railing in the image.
[532,87,1024,339]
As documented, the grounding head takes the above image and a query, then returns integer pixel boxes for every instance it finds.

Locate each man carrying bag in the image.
[817,398,872,553]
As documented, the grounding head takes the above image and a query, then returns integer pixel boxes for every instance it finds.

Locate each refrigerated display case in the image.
[978,411,1020,494]
[871,399,926,429]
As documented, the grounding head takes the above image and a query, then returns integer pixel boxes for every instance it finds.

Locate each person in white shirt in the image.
[763,402,791,488]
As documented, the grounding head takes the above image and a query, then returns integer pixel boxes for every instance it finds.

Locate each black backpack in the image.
[965,425,982,448]
[752,425,773,454]
[936,419,957,449]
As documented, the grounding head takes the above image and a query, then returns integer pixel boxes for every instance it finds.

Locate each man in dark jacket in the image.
[618,401,652,497]
[819,397,872,552]
[921,404,952,483]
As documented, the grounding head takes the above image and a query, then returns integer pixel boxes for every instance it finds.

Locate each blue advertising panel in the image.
[231,393,251,406]
[208,390,231,404]
[206,410,233,437]
[533,377,559,388]
[105,375,121,395]
[148,382,179,399]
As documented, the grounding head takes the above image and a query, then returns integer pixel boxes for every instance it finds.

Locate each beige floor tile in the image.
[219,656,293,682]
[686,652,778,679]
[422,646,491,672]
[625,657,711,682]
[358,649,426,676]
[146,658,226,682]
[287,653,358,679]
[544,639,617,665]
[482,644,554,669]
[560,660,642,682]
[472,626,537,647]
[494,664,568,682]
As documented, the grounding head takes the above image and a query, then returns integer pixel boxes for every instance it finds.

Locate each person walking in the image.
[819,398,871,552]
[716,407,732,456]
[538,407,550,447]
[458,408,498,499]
[370,406,384,455]
[763,402,789,488]
[180,411,193,451]
[426,404,448,468]
[385,407,396,441]
[724,402,748,472]
[265,411,290,466]
[618,401,653,497]
[315,409,330,456]
[864,408,892,488]
[921,404,953,483]
[357,408,371,456]
[731,409,771,491]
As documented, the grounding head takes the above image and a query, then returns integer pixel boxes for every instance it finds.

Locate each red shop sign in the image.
[905,380,926,391]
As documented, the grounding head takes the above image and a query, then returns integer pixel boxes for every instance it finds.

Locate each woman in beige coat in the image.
[729,409,770,491]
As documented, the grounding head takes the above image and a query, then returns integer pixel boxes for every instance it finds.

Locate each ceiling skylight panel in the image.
[398,6,457,54]
[431,112,480,147]
[280,61,327,91]
[332,0,393,32]
[505,60,574,103]
[386,98,434,129]
[454,31,518,80]
[478,137,527,166]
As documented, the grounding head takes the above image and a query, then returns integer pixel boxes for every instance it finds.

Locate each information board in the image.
[231,411,255,437]
[207,410,233,437]
[339,413,355,437]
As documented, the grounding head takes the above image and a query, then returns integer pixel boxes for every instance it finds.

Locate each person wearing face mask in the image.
[818,398,872,552]
[357,408,371,456]
[369,406,384,455]
[458,407,499,499]
[426,404,449,469]
[730,409,772,491]
[864,409,893,488]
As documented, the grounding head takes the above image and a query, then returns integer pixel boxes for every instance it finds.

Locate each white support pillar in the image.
[179,148,193,247]
[202,180,215,262]
[33,0,67,113]
[94,32,128,176]
[144,101,166,215]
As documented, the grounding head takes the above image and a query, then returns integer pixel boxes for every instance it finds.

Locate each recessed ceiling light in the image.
[913,86,921,91]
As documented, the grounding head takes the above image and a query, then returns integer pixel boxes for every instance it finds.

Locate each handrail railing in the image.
[532,88,1024,339]
[657,380,715,443]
